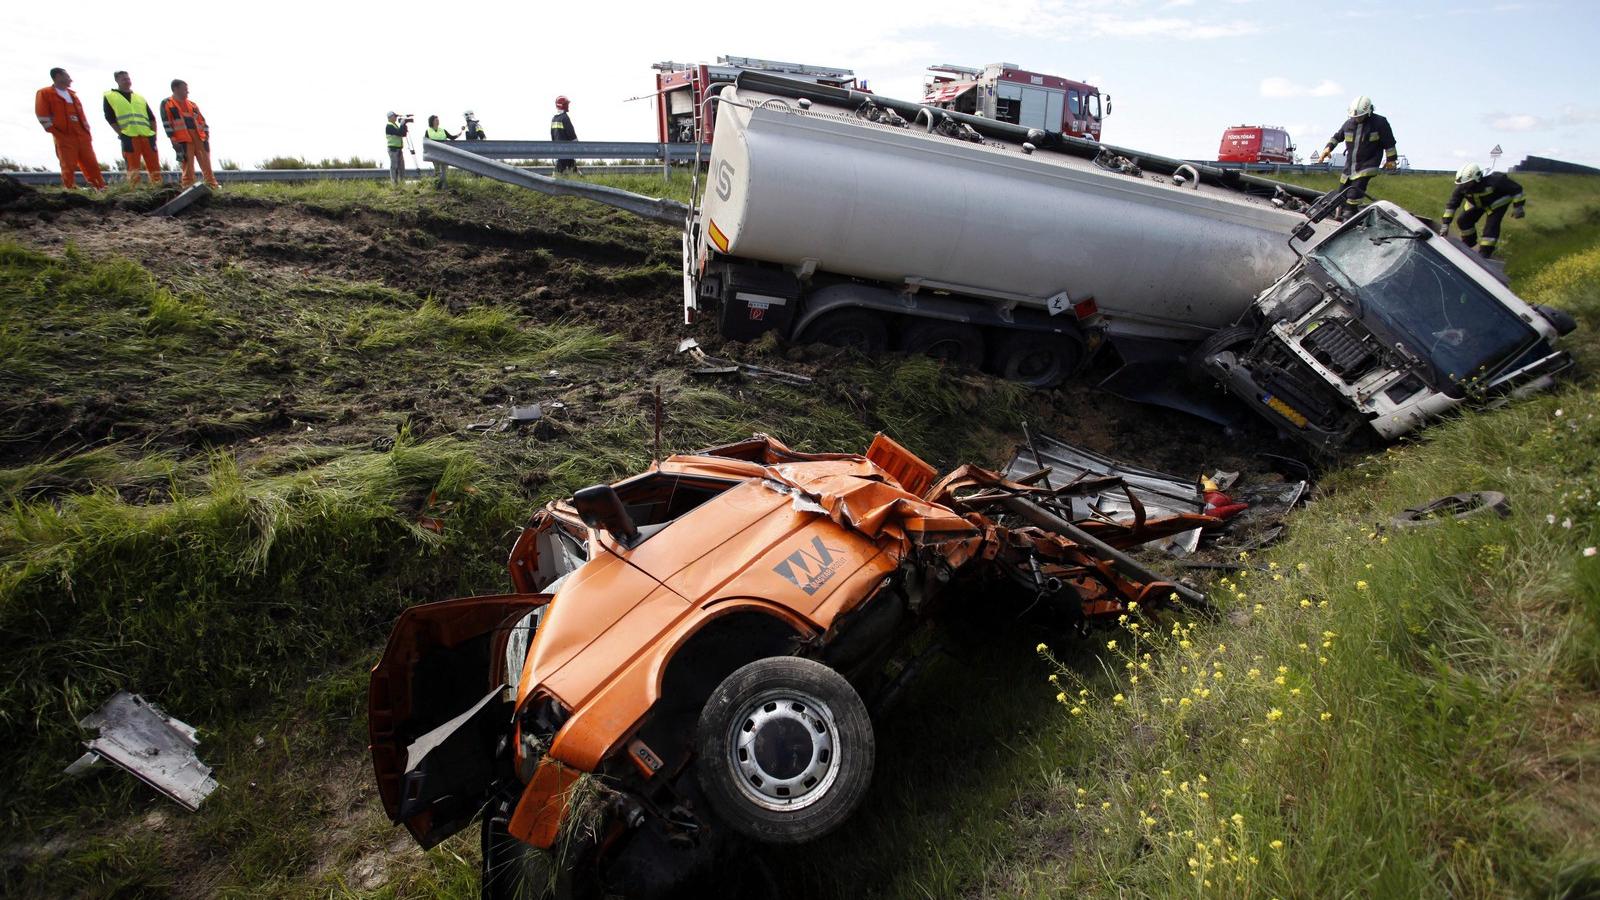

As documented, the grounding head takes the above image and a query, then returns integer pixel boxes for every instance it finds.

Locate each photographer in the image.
[385,111,413,186]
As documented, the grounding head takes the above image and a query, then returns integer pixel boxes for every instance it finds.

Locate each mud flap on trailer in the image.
[718,265,800,341]
[1099,336,1248,427]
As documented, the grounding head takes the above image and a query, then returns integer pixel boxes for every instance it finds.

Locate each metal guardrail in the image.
[3,162,687,187]
[423,140,689,226]
[1199,161,1453,176]
[456,140,710,162]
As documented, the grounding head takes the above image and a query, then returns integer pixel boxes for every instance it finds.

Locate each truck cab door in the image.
[369,593,550,849]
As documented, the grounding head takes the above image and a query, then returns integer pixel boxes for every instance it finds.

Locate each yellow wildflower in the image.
[1266,707,1284,722]
[1356,580,1369,591]
[1035,642,1049,654]
[1270,840,1284,850]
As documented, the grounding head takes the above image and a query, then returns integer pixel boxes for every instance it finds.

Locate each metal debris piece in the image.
[510,403,543,423]
[1003,431,1306,557]
[64,692,218,811]
[149,184,211,218]
[1391,491,1510,529]
[676,338,813,386]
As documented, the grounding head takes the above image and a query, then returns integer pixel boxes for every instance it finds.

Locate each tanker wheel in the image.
[898,320,985,368]
[801,309,889,354]
[989,330,1084,388]
[1187,324,1259,383]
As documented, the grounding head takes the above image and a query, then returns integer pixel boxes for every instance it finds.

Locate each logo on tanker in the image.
[773,535,847,596]
[715,161,734,201]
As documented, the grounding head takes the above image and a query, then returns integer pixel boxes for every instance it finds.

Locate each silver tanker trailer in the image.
[684,72,1574,453]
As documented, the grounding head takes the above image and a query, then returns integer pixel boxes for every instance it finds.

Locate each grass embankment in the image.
[769,174,1600,899]
[4,173,1597,898]
[0,179,1041,896]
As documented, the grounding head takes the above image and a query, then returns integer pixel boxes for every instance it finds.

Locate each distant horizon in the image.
[6,0,1597,173]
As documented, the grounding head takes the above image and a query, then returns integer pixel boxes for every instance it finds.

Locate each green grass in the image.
[3,172,1596,898]
[756,174,1600,900]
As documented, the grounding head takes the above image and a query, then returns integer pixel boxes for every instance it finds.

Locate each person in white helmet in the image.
[1440,163,1526,258]
[1315,95,1398,221]
[463,110,486,141]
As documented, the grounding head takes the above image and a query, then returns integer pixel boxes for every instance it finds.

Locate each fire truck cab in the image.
[1217,125,1295,165]
[653,55,861,145]
[924,63,1108,141]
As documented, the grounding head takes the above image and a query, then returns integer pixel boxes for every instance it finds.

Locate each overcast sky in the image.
[4,0,1597,172]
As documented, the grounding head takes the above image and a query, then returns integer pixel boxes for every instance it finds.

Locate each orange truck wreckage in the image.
[369,434,1211,896]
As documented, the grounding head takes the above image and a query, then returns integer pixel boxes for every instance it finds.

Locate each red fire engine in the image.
[652,56,862,145]
[923,63,1109,141]
[1216,125,1295,164]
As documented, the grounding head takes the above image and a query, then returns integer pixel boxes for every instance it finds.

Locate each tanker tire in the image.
[899,320,985,368]
[695,657,874,845]
[800,309,888,354]
[1187,324,1259,383]
[990,330,1083,388]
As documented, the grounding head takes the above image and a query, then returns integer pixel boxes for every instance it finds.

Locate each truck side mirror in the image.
[1104,95,1112,115]
[573,485,641,548]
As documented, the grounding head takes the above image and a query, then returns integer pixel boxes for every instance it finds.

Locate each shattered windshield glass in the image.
[1310,210,1535,383]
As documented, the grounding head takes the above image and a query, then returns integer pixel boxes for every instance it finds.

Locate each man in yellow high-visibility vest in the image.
[103,71,162,185]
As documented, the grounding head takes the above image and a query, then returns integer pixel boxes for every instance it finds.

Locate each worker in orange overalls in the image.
[160,79,220,190]
[103,71,163,186]
[34,67,107,190]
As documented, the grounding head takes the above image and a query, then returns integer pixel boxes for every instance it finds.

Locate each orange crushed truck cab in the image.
[369,433,1205,886]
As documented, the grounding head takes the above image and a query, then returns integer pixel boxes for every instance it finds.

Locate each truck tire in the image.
[989,330,1083,388]
[1187,324,1258,383]
[898,319,985,367]
[695,657,874,845]
[799,309,888,354]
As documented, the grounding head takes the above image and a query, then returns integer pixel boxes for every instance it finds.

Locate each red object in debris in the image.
[1217,125,1295,165]
[1203,490,1249,520]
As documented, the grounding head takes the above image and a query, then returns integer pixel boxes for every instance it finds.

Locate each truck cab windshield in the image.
[1310,209,1535,384]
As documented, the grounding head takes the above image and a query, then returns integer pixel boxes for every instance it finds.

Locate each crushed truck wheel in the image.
[1391,491,1511,528]
[1187,324,1258,382]
[696,657,874,845]
[990,330,1083,387]
[800,309,889,354]
[899,320,985,368]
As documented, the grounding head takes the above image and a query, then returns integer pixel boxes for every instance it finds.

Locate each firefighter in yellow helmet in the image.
[1315,95,1398,221]
[1439,163,1526,258]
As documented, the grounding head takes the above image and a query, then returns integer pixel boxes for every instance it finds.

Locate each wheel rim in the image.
[726,688,840,812]
[1012,347,1059,380]
[828,328,872,351]
[923,337,969,362]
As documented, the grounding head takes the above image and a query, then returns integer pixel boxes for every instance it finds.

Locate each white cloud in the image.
[1488,114,1545,132]
[1260,77,1343,99]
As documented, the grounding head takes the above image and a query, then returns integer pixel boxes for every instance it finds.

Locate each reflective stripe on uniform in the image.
[104,90,154,136]
[1348,166,1384,179]
[1488,195,1516,210]
[37,115,53,126]
[1479,237,1498,246]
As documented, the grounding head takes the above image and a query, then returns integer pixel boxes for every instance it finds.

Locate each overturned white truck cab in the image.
[1206,202,1574,454]
[683,72,1574,452]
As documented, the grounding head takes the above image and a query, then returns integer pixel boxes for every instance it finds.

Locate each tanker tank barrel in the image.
[732,71,1321,203]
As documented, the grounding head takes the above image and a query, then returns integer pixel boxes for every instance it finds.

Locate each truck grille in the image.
[1300,318,1378,381]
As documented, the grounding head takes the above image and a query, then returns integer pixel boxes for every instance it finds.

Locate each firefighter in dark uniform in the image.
[1440,163,1526,258]
[1315,95,1398,221]
[551,95,578,174]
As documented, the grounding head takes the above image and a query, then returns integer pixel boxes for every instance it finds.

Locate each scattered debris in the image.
[63,692,217,811]
[467,400,547,434]
[677,338,813,385]
[1391,491,1511,528]
[1003,430,1304,557]
[149,184,212,218]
